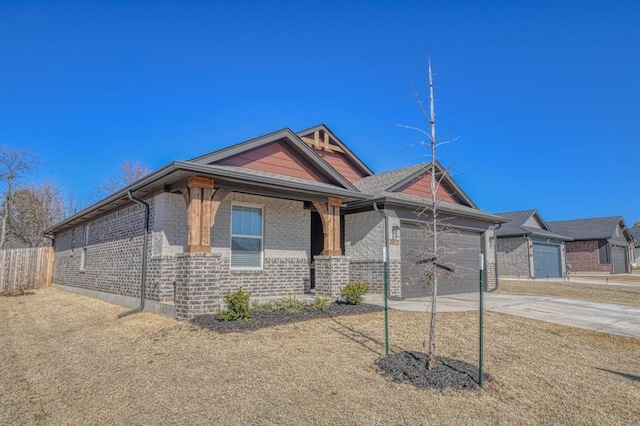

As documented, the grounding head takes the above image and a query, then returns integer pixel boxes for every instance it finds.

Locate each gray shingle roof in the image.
[493,210,572,240]
[352,163,426,194]
[628,227,640,243]
[547,216,625,241]
[371,191,504,222]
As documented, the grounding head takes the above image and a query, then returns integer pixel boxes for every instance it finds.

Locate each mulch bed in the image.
[0,290,36,297]
[375,351,491,390]
[192,302,384,332]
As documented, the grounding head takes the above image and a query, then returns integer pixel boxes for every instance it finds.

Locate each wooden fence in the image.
[0,247,54,292]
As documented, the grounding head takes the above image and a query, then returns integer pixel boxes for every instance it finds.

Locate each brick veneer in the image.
[174,253,221,320]
[496,237,530,278]
[565,240,612,273]
[315,255,349,298]
[349,259,401,297]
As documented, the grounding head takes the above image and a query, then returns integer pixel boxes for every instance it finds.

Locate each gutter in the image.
[117,191,150,319]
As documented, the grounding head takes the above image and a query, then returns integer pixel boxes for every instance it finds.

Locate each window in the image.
[615,226,620,238]
[81,225,89,270]
[231,205,263,269]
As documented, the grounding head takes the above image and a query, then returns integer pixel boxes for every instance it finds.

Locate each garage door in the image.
[401,224,481,297]
[532,243,562,278]
[611,246,628,274]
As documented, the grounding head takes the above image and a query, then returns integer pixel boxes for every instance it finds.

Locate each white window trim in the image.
[230,202,264,270]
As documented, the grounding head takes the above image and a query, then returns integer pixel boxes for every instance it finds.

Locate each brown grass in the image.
[570,274,640,283]
[1,287,639,425]
[498,279,640,307]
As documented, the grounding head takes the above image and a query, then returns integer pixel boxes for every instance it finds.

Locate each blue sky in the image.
[1,1,638,225]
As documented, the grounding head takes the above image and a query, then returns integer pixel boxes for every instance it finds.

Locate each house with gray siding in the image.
[47,124,503,320]
[493,210,572,279]
[547,216,634,274]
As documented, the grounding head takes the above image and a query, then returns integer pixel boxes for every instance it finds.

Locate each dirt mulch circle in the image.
[1,290,36,297]
[192,302,384,332]
[375,351,491,390]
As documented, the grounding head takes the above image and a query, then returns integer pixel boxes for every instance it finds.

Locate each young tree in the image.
[398,61,459,369]
[633,221,640,228]
[0,147,37,248]
[92,160,151,200]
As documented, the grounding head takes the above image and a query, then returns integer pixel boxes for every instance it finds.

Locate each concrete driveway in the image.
[364,293,640,339]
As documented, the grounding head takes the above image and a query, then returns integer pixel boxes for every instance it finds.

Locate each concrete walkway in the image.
[364,293,640,339]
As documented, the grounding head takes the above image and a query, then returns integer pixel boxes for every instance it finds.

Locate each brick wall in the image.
[54,190,314,316]
[497,237,531,278]
[53,201,157,300]
[565,240,613,273]
[152,193,187,257]
[217,257,309,298]
[349,259,401,297]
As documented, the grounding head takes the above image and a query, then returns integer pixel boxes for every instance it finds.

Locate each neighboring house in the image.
[47,124,503,320]
[494,210,572,279]
[547,217,634,274]
[629,227,640,268]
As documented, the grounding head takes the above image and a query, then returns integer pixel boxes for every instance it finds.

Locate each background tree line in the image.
[0,146,150,249]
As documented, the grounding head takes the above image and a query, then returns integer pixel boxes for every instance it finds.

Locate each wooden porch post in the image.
[312,197,342,256]
[181,177,214,253]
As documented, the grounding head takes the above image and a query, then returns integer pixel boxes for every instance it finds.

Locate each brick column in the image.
[314,255,349,298]
[174,253,220,320]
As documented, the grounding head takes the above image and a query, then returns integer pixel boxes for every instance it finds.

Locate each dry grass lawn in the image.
[2,287,639,425]
[498,279,640,307]
[570,274,640,283]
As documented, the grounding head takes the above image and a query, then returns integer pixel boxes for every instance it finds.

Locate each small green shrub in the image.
[278,297,305,314]
[219,287,252,322]
[311,296,333,311]
[340,282,370,305]
[252,300,279,313]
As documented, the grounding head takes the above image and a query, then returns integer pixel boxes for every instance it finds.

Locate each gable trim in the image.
[190,128,358,191]
[386,161,477,209]
[296,124,374,177]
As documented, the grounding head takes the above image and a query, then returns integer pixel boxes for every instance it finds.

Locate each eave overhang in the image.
[46,161,369,235]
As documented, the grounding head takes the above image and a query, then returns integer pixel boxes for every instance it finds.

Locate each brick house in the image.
[47,124,503,319]
[493,210,572,279]
[547,216,635,274]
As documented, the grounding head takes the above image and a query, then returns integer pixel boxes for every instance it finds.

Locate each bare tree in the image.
[397,61,459,369]
[92,160,151,200]
[63,190,82,218]
[6,182,66,247]
[0,147,37,248]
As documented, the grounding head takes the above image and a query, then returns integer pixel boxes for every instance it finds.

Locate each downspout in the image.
[118,191,149,318]
[373,202,390,357]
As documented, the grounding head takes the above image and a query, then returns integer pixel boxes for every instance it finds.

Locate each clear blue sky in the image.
[1,1,638,225]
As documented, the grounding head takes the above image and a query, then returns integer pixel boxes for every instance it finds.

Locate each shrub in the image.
[252,300,279,313]
[340,282,370,305]
[278,297,305,314]
[218,287,252,322]
[311,296,333,311]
